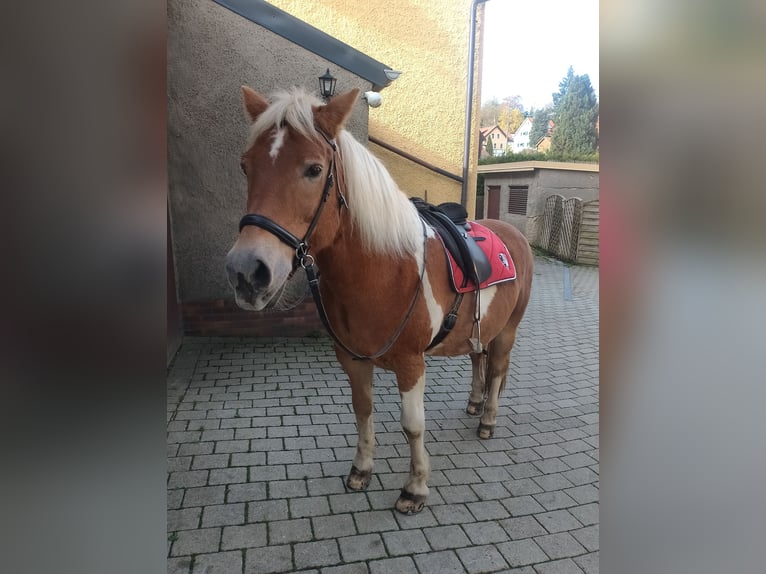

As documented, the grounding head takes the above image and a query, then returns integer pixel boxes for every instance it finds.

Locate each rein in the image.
[237,129,427,361]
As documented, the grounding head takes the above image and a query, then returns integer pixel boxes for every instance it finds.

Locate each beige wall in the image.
[269,0,483,216]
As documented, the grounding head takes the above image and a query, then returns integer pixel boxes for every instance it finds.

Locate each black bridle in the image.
[238,132,343,270]
[237,129,426,360]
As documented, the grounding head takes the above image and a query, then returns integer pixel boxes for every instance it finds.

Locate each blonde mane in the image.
[247,89,422,256]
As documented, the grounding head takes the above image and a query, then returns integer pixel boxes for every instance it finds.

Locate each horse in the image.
[225,87,533,514]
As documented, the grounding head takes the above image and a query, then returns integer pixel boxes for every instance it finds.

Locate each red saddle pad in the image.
[442,222,517,294]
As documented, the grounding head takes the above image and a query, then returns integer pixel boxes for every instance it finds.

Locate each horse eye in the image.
[306,164,322,178]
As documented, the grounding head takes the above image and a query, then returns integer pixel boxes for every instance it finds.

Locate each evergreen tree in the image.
[485,136,494,156]
[551,67,598,155]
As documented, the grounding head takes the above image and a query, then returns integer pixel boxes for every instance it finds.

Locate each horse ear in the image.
[314,88,361,138]
[241,86,269,123]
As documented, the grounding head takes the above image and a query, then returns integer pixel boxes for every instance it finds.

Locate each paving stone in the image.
[168,470,208,489]
[571,525,599,552]
[167,508,201,532]
[227,482,267,503]
[322,563,369,574]
[294,540,341,569]
[414,550,465,574]
[268,479,307,498]
[329,493,370,513]
[202,503,245,527]
[290,496,331,518]
[369,556,417,574]
[534,532,586,560]
[564,484,599,505]
[167,557,191,574]
[393,506,438,529]
[230,452,266,467]
[438,485,480,504]
[222,523,267,550]
[431,504,475,525]
[456,544,509,574]
[533,558,585,574]
[500,515,548,540]
[248,500,289,522]
[191,551,242,574]
[534,491,577,511]
[183,486,225,507]
[168,489,184,510]
[533,473,575,492]
[465,500,511,521]
[569,503,598,526]
[354,510,399,533]
[423,525,471,550]
[209,467,247,485]
[471,481,511,500]
[338,533,387,562]
[245,545,292,574]
[381,529,430,555]
[536,510,583,534]
[171,528,221,556]
[496,539,549,567]
[312,514,357,539]
[307,477,347,496]
[573,551,598,574]
[269,518,313,544]
[561,467,598,486]
[462,520,510,545]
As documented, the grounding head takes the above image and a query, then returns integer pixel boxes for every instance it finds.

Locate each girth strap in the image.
[426,292,464,351]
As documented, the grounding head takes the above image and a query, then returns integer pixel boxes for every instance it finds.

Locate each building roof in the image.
[213,0,401,90]
[478,161,599,174]
[480,125,509,139]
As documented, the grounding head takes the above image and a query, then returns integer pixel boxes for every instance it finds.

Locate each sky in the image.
[480,0,599,110]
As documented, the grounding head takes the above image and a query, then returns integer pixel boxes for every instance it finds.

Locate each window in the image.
[508,185,528,215]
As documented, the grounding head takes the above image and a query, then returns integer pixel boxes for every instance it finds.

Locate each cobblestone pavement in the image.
[167,256,599,574]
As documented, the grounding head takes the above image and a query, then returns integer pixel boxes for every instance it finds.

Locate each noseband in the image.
[236,128,426,361]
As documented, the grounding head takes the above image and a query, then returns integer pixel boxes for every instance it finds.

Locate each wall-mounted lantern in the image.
[318,69,337,101]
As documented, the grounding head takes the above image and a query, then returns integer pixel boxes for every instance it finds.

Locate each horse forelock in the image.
[246,88,323,152]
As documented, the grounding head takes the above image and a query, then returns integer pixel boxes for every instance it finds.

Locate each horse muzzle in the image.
[225,247,288,311]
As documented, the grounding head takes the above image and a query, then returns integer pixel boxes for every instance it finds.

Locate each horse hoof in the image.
[395,489,426,514]
[477,422,495,439]
[466,400,483,416]
[346,465,372,491]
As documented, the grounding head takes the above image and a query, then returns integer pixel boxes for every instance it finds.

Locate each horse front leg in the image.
[395,358,430,514]
[336,351,375,490]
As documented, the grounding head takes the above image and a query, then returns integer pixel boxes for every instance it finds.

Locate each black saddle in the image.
[411,199,491,289]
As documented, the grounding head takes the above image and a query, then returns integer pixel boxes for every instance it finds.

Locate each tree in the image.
[529,106,553,150]
[550,67,599,155]
[481,95,524,133]
[480,97,501,127]
[485,135,494,156]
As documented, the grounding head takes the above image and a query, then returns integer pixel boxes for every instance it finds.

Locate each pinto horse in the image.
[225,87,533,513]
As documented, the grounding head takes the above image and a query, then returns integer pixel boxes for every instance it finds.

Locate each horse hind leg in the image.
[478,324,517,439]
[336,351,375,491]
[466,352,486,416]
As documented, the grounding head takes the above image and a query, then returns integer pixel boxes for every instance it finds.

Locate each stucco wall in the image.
[168,0,370,302]
[267,0,482,216]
